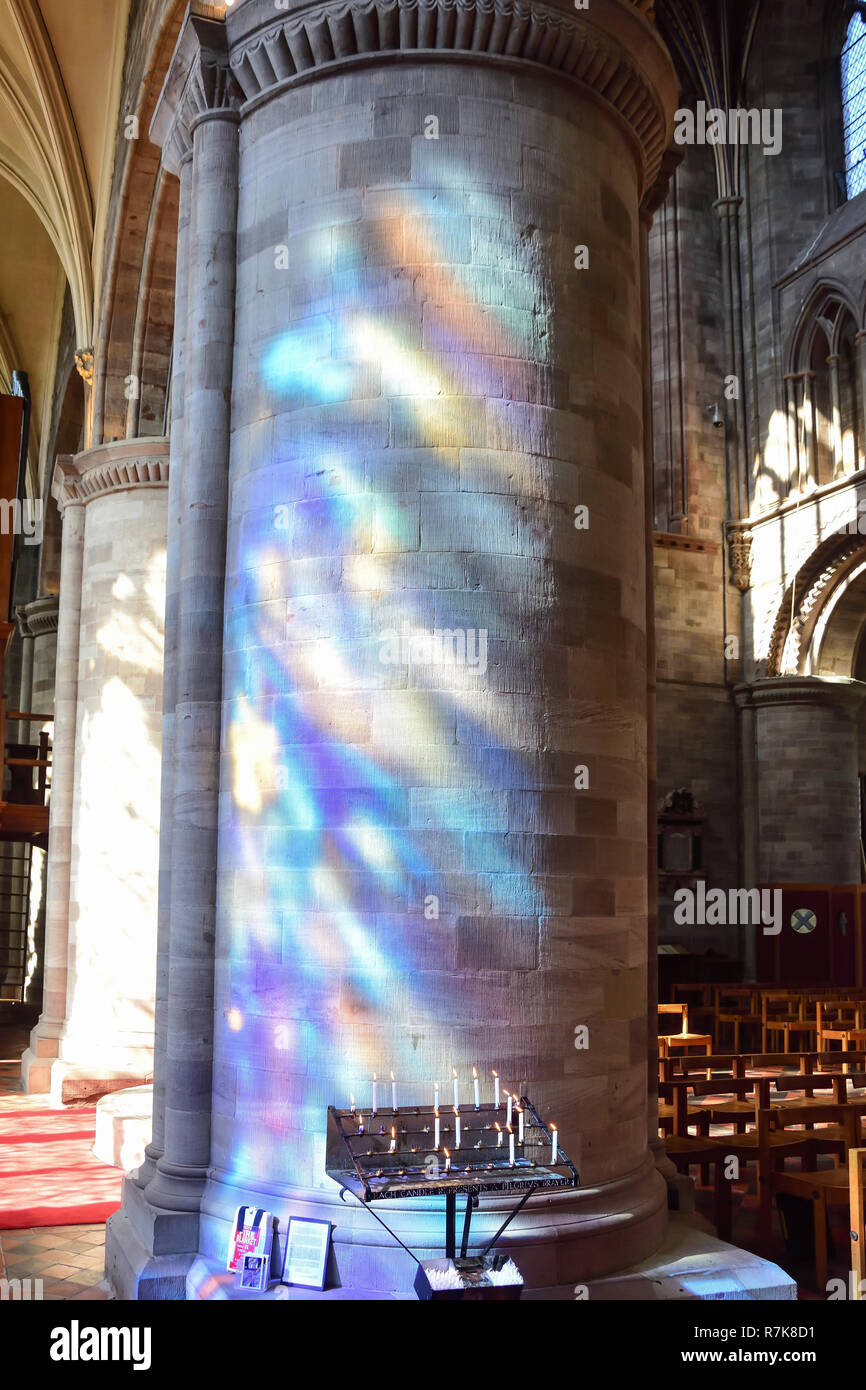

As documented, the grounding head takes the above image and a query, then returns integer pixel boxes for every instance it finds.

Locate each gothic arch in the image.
[92,0,188,445]
[765,529,866,676]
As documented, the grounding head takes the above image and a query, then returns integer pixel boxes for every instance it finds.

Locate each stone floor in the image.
[0,1020,113,1302]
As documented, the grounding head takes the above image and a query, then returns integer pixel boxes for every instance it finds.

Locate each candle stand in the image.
[325,1096,578,1298]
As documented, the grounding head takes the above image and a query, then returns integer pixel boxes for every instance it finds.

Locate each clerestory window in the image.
[842,8,866,198]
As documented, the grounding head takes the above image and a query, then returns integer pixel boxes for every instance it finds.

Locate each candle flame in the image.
[390,1071,395,1082]
[453,1105,458,1116]
[494,1122,501,1132]
[491,1070,498,1079]
[391,1126,396,1138]
[452,1068,457,1078]
[472,1066,478,1079]
[373,1073,377,1081]
[550,1123,558,1131]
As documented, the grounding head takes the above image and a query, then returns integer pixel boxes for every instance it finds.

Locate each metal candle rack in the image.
[326,1096,578,1263]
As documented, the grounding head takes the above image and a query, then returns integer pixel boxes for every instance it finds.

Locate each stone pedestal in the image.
[107,0,677,1297]
[22,439,169,1098]
[738,676,866,884]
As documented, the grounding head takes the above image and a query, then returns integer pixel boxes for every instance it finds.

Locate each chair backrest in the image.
[850,1148,866,1301]
[769,1074,847,1102]
[658,1002,687,1035]
[662,1076,770,1135]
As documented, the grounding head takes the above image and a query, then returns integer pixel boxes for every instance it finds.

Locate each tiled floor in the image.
[0,1224,111,1300]
[0,1022,113,1301]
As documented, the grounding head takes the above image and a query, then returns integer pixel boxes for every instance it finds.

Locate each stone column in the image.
[191,0,675,1295]
[21,466,85,1092]
[106,14,241,1300]
[136,153,194,1192]
[803,371,818,485]
[142,15,239,1217]
[827,354,844,478]
[36,440,168,1104]
[856,332,866,471]
[26,596,60,736]
[15,606,35,730]
[742,676,866,884]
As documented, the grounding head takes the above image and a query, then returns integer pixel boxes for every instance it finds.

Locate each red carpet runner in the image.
[0,1100,122,1229]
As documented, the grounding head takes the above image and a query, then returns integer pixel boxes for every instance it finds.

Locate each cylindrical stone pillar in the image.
[43,440,168,1104]
[138,154,194,1190]
[145,88,239,1215]
[191,0,676,1292]
[21,468,85,1092]
[26,596,60,737]
[745,676,866,884]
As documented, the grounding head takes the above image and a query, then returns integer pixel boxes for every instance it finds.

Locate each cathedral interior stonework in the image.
[2,0,866,1349]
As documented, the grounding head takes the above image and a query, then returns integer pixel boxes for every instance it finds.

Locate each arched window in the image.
[842,8,866,198]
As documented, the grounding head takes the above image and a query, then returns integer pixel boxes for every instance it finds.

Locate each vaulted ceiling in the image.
[0,0,130,479]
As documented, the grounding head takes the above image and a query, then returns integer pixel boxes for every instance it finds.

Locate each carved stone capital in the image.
[52,438,170,512]
[21,594,60,638]
[727,525,752,592]
[226,0,676,195]
[151,9,243,175]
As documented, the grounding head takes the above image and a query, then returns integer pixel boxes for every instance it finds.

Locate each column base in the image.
[94,1085,153,1171]
[48,1060,150,1107]
[20,1019,62,1093]
[194,1149,667,1295]
[105,1175,201,1300]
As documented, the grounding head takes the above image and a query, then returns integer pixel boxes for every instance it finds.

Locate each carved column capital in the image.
[52,439,170,512]
[727,524,753,592]
[151,9,243,174]
[226,0,676,196]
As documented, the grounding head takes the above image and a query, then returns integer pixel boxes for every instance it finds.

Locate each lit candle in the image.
[516,1104,524,1143]
[505,1091,513,1126]
[495,1122,503,1147]
[492,1071,500,1109]
[434,1109,440,1148]
[473,1067,480,1110]
[389,1126,396,1153]
[434,1080,440,1112]
[550,1124,558,1165]
[443,1147,451,1174]
[391,1071,398,1112]
[453,1069,460,1110]
[508,1125,515,1167]
[372,1074,378,1115]
[454,1107,461,1149]
[350,1094,356,1115]
[357,1114,365,1136]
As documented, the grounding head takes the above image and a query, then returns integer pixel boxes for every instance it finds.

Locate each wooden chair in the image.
[766,1105,860,1289]
[761,992,817,1052]
[659,1078,733,1241]
[715,986,761,1053]
[658,1003,713,1058]
[817,1000,866,1051]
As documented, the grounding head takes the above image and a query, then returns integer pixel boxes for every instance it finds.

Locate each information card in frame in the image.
[283,1217,332,1290]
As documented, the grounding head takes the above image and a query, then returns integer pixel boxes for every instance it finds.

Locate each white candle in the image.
[473,1067,480,1110]
[391,1071,397,1112]
[389,1126,396,1153]
[550,1124,558,1165]
[350,1094,356,1114]
[454,1107,461,1149]
[492,1071,500,1109]
[434,1110,440,1148]
[357,1114,365,1135]
[443,1147,451,1174]
[434,1080,440,1112]
[452,1069,459,1110]
[495,1122,503,1147]
[508,1125,515,1167]
[505,1092,512,1126]
[372,1074,378,1115]
[516,1105,524,1143]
